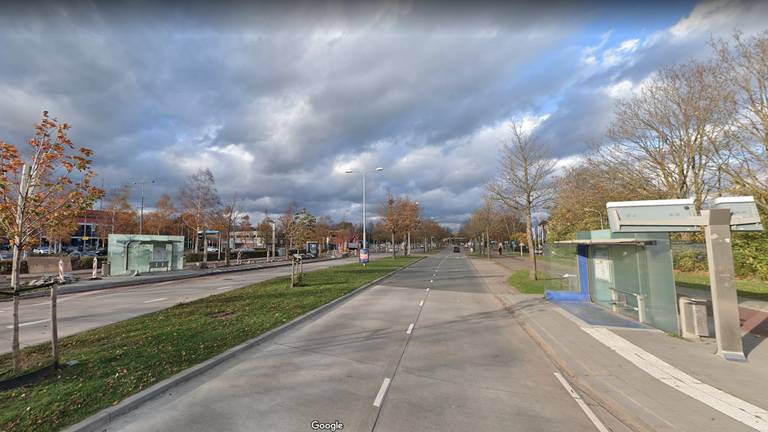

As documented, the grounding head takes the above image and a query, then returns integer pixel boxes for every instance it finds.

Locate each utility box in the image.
[679,296,710,338]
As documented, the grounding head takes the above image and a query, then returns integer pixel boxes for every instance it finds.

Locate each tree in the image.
[605,60,733,210]
[546,161,664,240]
[287,208,317,251]
[713,32,768,211]
[279,203,297,252]
[380,191,404,258]
[488,121,555,280]
[178,169,221,267]
[399,198,420,256]
[213,193,240,267]
[144,193,176,235]
[0,111,101,370]
[100,185,138,235]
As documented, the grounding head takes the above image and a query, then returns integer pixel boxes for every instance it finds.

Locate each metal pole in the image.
[139,182,144,235]
[703,209,746,361]
[271,222,276,262]
[362,172,366,251]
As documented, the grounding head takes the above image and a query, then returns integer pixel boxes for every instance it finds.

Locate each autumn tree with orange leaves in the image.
[0,111,102,371]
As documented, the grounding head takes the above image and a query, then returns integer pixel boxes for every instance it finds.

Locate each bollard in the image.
[58,258,65,283]
[92,257,98,279]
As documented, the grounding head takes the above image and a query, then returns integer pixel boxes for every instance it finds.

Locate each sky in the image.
[1,0,767,230]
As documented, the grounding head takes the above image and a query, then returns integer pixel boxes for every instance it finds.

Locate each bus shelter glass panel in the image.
[539,243,579,293]
[107,234,184,276]
[578,231,679,334]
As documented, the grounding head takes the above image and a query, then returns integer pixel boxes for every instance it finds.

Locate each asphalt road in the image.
[106,251,603,432]
[0,256,366,354]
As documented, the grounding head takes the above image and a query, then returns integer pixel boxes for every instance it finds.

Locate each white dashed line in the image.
[143,297,168,304]
[373,378,391,407]
[554,372,609,432]
[419,300,424,307]
[6,319,50,328]
[426,288,430,292]
[406,323,414,334]
[429,279,433,283]
[216,285,233,290]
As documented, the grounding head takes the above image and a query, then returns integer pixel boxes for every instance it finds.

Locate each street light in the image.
[133,180,156,235]
[345,167,384,259]
[584,208,605,230]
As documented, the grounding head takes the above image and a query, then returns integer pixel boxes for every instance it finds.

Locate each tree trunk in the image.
[51,284,59,368]
[525,209,538,280]
[224,230,231,267]
[391,232,396,259]
[10,240,21,372]
[486,230,491,259]
[407,231,411,256]
[193,225,200,254]
[201,227,208,268]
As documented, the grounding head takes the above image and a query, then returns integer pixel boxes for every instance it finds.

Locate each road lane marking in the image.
[373,378,391,407]
[406,323,414,334]
[155,280,176,286]
[143,297,168,304]
[6,319,50,328]
[426,288,430,292]
[419,300,424,307]
[554,372,609,432]
[216,285,233,290]
[583,327,768,431]
[429,279,433,283]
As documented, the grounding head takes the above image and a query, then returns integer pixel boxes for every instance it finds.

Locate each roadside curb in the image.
[467,258,654,432]
[62,256,426,432]
[1,257,341,303]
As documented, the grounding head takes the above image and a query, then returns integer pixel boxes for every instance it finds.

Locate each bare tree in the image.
[214,193,240,267]
[713,32,768,211]
[605,60,733,210]
[178,169,221,267]
[488,121,555,280]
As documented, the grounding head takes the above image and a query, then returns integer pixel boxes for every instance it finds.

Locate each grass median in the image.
[0,256,417,432]
[506,269,569,294]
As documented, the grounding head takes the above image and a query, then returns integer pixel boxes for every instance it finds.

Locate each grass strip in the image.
[0,256,417,432]
[506,269,570,294]
[674,271,768,302]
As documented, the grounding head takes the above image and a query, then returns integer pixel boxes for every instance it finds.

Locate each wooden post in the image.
[51,284,59,368]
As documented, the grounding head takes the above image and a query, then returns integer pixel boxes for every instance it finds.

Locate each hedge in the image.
[673,232,768,280]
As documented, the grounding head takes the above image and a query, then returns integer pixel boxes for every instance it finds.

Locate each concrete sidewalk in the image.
[471,257,768,432]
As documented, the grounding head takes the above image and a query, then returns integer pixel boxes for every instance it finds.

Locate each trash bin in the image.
[101,261,110,277]
[679,296,710,338]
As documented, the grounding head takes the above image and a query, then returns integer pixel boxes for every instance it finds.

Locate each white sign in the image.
[593,258,612,283]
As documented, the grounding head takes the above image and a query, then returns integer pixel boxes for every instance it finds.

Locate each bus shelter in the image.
[546,230,679,335]
[107,234,185,276]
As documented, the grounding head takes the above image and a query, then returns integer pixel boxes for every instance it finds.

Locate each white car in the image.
[206,246,219,253]
[32,246,52,255]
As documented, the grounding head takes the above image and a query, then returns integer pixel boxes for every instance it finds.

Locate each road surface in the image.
[106,251,606,432]
[0,256,366,353]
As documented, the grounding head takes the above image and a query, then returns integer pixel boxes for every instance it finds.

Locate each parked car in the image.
[0,250,13,260]
[206,246,218,253]
[32,246,52,255]
[453,246,460,253]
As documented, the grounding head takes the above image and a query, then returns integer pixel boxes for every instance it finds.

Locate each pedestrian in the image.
[499,245,503,255]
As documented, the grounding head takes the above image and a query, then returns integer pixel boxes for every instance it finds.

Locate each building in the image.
[229,230,265,249]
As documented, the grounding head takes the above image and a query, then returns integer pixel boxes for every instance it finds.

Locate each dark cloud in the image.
[1,0,766,229]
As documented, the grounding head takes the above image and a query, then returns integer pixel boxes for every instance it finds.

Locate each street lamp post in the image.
[584,208,605,230]
[345,167,384,262]
[133,180,156,235]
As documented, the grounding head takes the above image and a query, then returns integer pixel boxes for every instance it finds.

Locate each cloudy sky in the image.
[1,0,767,230]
